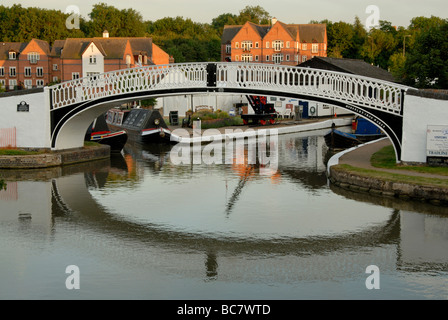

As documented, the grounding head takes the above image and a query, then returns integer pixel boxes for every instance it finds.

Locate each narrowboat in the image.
[85,114,128,153]
[324,118,385,149]
[106,108,174,144]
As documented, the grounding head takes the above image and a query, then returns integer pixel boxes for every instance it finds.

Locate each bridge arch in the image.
[48,62,410,159]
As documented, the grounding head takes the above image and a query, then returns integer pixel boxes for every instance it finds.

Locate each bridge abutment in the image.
[401,89,448,164]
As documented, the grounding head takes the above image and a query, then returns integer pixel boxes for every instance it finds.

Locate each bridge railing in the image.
[49,62,409,115]
[49,63,209,109]
[215,63,409,115]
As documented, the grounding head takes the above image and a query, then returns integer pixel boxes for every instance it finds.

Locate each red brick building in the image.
[0,32,173,90]
[221,19,327,65]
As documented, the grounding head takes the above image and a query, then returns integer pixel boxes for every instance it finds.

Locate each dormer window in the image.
[9,51,16,60]
[28,52,40,64]
[89,55,97,64]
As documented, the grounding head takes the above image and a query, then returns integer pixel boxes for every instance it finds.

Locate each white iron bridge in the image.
[48,62,411,158]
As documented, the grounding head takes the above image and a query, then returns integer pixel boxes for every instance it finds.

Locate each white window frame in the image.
[302,55,307,62]
[52,76,58,82]
[24,79,33,89]
[28,52,40,64]
[255,55,259,62]
[235,42,239,49]
[286,54,290,61]
[24,67,32,77]
[241,54,253,62]
[89,55,97,64]
[0,79,5,88]
[312,44,319,54]
[9,51,16,60]
[273,53,283,64]
[9,67,16,77]
[273,40,283,52]
[72,72,80,80]
[226,44,231,54]
[36,67,44,77]
[0,67,4,77]
[9,79,17,90]
[36,79,44,87]
[302,43,307,50]
[53,64,58,71]
[241,41,253,52]
[266,42,269,49]
[286,41,290,49]
[266,55,270,62]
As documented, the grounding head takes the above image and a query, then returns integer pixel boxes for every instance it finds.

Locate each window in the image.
[286,41,290,48]
[24,67,31,77]
[24,79,33,89]
[266,55,270,62]
[0,67,4,77]
[28,52,40,64]
[255,42,259,48]
[53,76,58,82]
[53,64,58,71]
[312,44,319,54]
[302,55,307,62]
[235,42,239,49]
[273,53,283,64]
[9,67,16,77]
[0,79,5,88]
[226,44,231,54]
[302,43,307,50]
[36,79,44,87]
[36,67,44,77]
[9,51,16,60]
[234,55,239,62]
[242,41,252,52]
[126,54,131,65]
[255,55,259,62]
[286,54,290,61]
[89,55,97,64]
[273,40,283,52]
[266,42,269,49]
[241,54,253,62]
[294,55,299,62]
[9,79,17,90]
[72,72,80,80]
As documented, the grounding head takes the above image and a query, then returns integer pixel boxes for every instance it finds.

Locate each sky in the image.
[2,0,447,28]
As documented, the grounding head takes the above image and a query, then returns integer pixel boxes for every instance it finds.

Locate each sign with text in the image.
[427,125,448,157]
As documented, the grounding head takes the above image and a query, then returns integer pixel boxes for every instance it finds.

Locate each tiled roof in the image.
[301,56,397,83]
[0,42,27,59]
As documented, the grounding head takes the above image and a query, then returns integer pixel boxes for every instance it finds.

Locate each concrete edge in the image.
[0,145,110,169]
[172,118,352,144]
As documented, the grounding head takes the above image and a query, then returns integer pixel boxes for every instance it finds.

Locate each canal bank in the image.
[327,138,448,205]
[0,144,110,169]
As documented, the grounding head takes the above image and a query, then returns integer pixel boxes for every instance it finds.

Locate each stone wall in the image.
[328,165,448,205]
[0,145,110,169]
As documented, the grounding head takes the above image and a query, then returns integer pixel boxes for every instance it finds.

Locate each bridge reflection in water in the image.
[0,132,447,299]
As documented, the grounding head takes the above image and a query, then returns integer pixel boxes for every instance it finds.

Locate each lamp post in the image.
[403,35,411,57]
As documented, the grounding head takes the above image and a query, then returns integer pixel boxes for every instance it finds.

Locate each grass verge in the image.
[336,164,448,188]
[371,145,448,176]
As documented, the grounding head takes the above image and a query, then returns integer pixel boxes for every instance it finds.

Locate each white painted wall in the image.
[0,89,51,149]
[402,93,448,163]
[82,43,104,77]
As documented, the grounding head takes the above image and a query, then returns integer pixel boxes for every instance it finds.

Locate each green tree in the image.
[236,5,270,25]
[403,21,448,88]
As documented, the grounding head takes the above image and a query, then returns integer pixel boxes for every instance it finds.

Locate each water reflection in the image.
[1,131,447,299]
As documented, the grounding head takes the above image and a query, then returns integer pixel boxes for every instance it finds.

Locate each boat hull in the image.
[90,130,128,153]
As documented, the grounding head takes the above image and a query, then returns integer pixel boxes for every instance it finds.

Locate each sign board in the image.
[426,125,448,157]
[17,101,29,112]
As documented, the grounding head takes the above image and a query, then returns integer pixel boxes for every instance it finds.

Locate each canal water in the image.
[1,129,447,300]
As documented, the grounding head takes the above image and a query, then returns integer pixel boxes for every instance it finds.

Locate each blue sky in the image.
[2,0,447,27]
